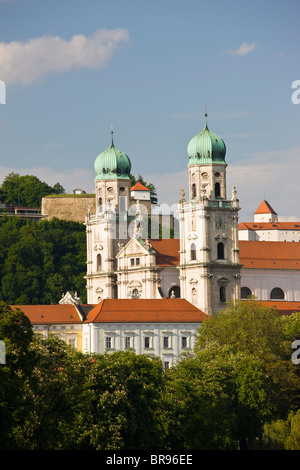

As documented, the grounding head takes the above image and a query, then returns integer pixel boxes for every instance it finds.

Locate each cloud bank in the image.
[0,28,129,84]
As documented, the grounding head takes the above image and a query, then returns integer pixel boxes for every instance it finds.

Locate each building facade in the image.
[85,114,242,315]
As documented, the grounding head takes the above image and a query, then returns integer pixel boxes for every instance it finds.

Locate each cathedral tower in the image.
[178,112,241,314]
[85,131,132,303]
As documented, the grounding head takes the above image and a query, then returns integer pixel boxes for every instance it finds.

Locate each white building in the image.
[238,200,300,304]
[85,113,242,315]
[239,200,300,242]
[82,298,209,368]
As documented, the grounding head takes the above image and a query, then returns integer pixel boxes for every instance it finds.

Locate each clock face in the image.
[215,215,226,229]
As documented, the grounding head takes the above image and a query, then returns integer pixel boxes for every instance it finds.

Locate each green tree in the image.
[14,335,90,450]
[195,300,300,423]
[0,172,65,207]
[76,351,165,450]
[162,345,272,450]
[263,410,300,450]
[0,217,87,304]
[0,302,34,449]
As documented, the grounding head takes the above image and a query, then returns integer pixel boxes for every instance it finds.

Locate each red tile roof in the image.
[11,304,84,324]
[244,300,300,315]
[131,182,150,191]
[149,239,180,267]
[84,298,209,323]
[254,200,277,215]
[239,222,300,231]
[239,241,300,270]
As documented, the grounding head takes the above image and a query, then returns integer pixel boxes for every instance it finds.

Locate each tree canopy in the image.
[0,172,65,207]
[0,300,299,450]
[0,217,86,304]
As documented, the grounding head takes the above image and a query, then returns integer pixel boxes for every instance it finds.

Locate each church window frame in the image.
[215,182,221,198]
[190,243,196,261]
[270,287,285,300]
[219,286,226,303]
[96,253,102,272]
[191,183,197,198]
[217,242,225,260]
[241,286,252,299]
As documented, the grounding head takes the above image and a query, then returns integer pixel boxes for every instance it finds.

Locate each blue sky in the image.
[0,0,299,220]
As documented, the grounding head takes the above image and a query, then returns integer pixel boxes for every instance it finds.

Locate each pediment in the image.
[116,237,149,258]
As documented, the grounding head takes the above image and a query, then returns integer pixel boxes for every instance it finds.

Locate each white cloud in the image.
[0,28,129,84]
[227,42,257,56]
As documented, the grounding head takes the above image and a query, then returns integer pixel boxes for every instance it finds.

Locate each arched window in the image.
[169,286,180,298]
[217,242,224,260]
[241,286,252,299]
[215,182,221,198]
[96,254,102,271]
[98,197,103,211]
[219,286,226,303]
[190,243,196,261]
[132,288,139,299]
[270,287,284,300]
[192,183,197,198]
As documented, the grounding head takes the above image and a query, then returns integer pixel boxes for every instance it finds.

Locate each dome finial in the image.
[205,105,208,129]
[110,123,114,147]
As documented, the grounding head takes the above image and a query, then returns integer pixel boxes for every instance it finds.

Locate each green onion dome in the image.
[94,131,131,180]
[187,113,226,165]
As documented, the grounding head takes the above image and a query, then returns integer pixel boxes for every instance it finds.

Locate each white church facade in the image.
[85,113,242,315]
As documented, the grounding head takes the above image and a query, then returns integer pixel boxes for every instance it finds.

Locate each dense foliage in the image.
[0,300,299,450]
[0,172,65,207]
[0,217,87,304]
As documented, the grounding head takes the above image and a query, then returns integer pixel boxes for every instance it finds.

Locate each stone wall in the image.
[42,195,96,223]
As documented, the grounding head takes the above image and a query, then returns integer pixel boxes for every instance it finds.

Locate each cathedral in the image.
[85,112,242,315]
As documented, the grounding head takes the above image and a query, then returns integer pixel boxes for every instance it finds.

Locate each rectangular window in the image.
[105,336,112,349]
[163,336,169,348]
[144,336,150,348]
[135,258,140,265]
[164,361,169,371]
[125,336,131,349]
[67,337,77,349]
[181,336,187,348]
[130,258,135,266]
